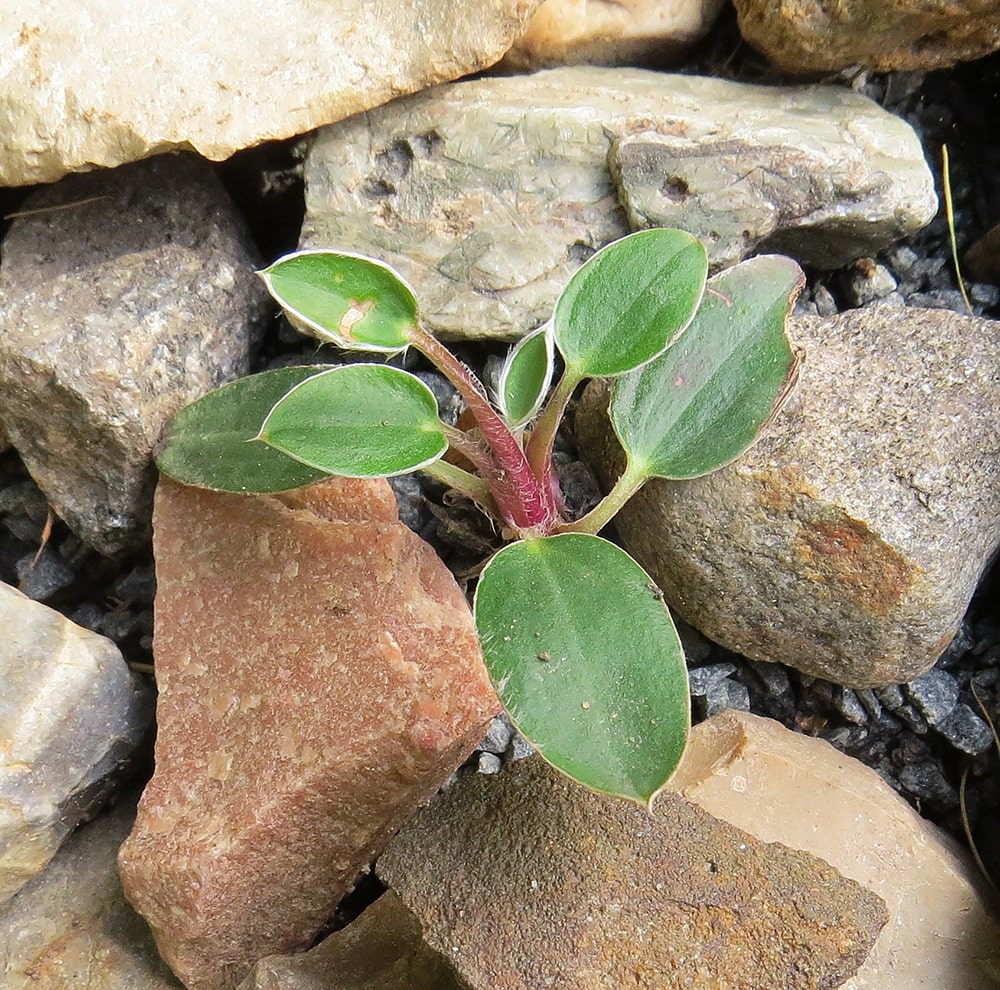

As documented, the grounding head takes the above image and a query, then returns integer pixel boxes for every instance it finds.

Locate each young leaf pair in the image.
[155,229,803,809]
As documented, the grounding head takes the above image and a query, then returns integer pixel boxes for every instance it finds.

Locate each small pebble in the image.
[15,547,76,601]
[898,761,957,806]
[934,703,994,755]
[811,283,839,318]
[688,663,737,695]
[509,733,535,761]
[856,688,883,721]
[833,686,868,726]
[844,260,898,306]
[477,752,502,775]
[905,669,959,725]
[480,714,515,755]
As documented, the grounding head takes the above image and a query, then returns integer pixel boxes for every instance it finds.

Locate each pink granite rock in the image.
[119,477,498,990]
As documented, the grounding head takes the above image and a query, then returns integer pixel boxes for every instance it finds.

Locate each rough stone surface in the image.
[0,581,152,905]
[0,792,182,989]
[670,711,1000,989]
[118,477,498,990]
[732,0,1000,73]
[303,66,935,340]
[0,0,541,186]
[377,755,887,990]
[236,891,460,990]
[576,307,1000,687]
[0,153,268,554]
[501,0,726,70]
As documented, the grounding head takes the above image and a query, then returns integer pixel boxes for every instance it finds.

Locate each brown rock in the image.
[376,755,887,989]
[236,891,461,990]
[733,0,1000,73]
[118,477,498,990]
[669,711,1000,990]
[502,0,726,70]
[576,307,1000,687]
[965,221,1000,286]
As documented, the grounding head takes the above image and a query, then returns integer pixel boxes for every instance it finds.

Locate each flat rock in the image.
[670,710,1000,989]
[376,755,887,989]
[501,0,726,70]
[237,891,460,990]
[0,792,182,989]
[0,581,152,904]
[733,0,1000,73]
[576,307,1000,687]
[0,0,540,186]
[0,153,267,554]
[302,67,935,340]
[118,477,498,990]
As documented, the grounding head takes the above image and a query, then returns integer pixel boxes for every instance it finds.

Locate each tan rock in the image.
[237,891,460,990]
[576,307,1000,687]
[733,0,1000,73]
[118,477,498,990]
[669,710,1000,989]
[0,791,182,990]
[0,0,540,187]
[0,581,152,904]
[377,755,887,989]
[503,0,726,70]
[303,67,935,341]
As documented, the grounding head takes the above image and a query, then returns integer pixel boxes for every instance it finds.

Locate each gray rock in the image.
[844,261,899,306]
[0,792,182,989]
[906,669,960,724]
[377,755,887,990]
[576,307,1000,687]
[0,582,153,904]
[834,686,870,725]
[479,714,515,755]
[0,0,540,186]
[0,154,268,554]
[303,67,935,340]
[935,703,994,755]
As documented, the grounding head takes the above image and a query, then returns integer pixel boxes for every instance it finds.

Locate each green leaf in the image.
[474,534,689,808]
[155,366,333,493]
[259,249,418,353]
[496,323,554,426]
[258,363,449,478]
[553,229,708,380]
[610,254,804,480]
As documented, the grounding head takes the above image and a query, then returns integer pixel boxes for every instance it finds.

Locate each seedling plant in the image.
[157,229,803,810]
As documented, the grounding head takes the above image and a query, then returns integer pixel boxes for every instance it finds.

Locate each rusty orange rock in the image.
[119,477,498,990]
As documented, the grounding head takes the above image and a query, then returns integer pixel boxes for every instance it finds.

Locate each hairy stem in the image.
[556,461,647,536]
[525,366,581,488]
[409,323,557,533]
[421,459,500,518]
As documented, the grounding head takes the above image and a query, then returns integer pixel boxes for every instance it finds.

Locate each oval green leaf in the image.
[610,254,805,480]
[553,229,708,380]
[259,249,418,353]
[496,323,554,426]
[155,366,334,493]
[474,533,689,808]
[258,363,448,478]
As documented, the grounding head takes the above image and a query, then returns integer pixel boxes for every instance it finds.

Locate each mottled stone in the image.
[733,0,1000,73]
[502,0,725,69]
[237,892,460,990]
[576,307,1000,686]
[0,582,152,904]
[0,154,267,554]
[303,67,935,340]
[0,793,182,989]
[0,0,540,186]
[670,711,1000,990]
[119,477,497,990]
[377,755,886,989]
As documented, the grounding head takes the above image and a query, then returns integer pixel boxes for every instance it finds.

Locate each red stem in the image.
[409,325,557,534]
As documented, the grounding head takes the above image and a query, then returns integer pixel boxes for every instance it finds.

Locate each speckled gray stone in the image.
[0,153,268,553]
[576,307,1000,687]
[303,67,935,340]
